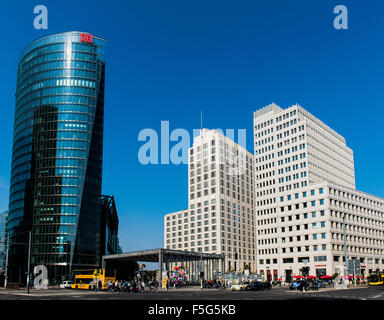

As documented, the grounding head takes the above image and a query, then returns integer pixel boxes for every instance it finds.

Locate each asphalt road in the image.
[0,286,383,300]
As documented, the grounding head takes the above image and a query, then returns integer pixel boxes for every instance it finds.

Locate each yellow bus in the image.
[368,273,384,286]
[71,269,116,290]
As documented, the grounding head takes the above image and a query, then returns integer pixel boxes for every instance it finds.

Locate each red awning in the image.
[321,275,332,279]
[307,275,316,279]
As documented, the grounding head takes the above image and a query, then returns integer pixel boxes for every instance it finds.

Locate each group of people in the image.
[202,279,231,289]
[290,278,321,291]
[168,279,189,288]
[106,280,159,292]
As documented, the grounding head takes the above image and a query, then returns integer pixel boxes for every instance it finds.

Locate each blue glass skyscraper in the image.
[7,31,106,282]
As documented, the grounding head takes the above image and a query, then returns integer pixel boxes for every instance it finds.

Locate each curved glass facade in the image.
[8,31,106,282]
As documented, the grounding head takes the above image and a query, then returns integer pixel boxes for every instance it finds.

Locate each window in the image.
[319,188,324,194]
[314,256,327,262]
[313,234,317,240]
[303,191,307,197]
[311,190,315,196]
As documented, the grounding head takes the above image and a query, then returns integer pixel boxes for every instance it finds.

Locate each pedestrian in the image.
[98,280,102,291]
[141,281,145,293]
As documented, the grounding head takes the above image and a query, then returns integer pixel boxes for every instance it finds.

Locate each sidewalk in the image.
[154,286,220,292]
[287,285,369,294]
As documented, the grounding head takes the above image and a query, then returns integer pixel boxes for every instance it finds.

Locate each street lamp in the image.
[343,214,349,286]
[2,231,32,293]
[26,232,32,294]
[199,248,203,289]
[4,234,9,288]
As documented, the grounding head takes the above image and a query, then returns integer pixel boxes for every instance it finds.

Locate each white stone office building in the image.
[164,129,256,273]
[254,104,384,281]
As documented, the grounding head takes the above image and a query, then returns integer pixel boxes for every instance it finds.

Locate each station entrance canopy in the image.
[102,248,225,283]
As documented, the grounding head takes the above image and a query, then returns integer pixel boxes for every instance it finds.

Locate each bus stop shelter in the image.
[102,248,225,284]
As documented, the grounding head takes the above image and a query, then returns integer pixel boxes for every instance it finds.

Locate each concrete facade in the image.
[164,129,256,273]
[254,104,383,281]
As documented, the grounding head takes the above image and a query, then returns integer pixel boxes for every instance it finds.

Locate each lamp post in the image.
[343,214,348,286]
[4,234,9,288]
[200,248,203,289]
[26,231,32,294]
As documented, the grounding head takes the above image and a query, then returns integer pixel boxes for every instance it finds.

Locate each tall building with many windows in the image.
[7,31,106,283]
[254,104,383,281]
[164,129,256,272]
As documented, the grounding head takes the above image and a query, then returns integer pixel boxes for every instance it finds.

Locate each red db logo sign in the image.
[80,33,93,43]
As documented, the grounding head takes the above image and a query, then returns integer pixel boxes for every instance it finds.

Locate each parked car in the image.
[263,281,272,290]
[59,281,72,289]
[290,280,309,291]
[246,281,265,291]
[231,281,250,291]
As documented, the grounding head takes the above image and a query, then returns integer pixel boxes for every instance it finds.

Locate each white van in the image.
[59,281,72,289]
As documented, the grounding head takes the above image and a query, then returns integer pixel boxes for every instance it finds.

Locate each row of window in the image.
[329,189,383,210]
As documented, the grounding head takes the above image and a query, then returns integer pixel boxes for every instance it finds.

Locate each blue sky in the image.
[0,0,383,252]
